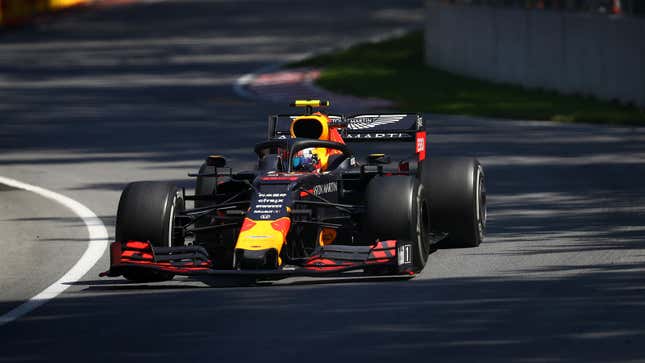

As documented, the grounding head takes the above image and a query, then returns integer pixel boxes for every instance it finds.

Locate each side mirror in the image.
[206,155,226,167]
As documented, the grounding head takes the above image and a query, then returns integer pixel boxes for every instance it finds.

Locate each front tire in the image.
[115,181,184,282]
[364,176,430,272]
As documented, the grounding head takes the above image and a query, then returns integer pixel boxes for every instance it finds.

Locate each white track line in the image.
[0,176,108,327]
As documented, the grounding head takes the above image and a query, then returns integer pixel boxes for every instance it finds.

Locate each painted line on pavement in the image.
[0,176,108,327]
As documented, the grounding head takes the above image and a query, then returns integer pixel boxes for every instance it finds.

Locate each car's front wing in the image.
[100,239,417,281]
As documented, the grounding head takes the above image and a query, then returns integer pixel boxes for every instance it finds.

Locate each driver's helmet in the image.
[289,113,345,172]
[292,147,321,172]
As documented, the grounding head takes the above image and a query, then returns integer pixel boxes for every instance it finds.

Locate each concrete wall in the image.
[425,1,645,107]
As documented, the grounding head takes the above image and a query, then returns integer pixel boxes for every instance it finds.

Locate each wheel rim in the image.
[167,194,178,247]
[168,202,174,247]
[414,184,428,268]
[475,167,487,239]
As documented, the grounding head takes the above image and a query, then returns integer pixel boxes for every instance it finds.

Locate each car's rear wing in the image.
[343,114,424,142]
[268,113,426,160]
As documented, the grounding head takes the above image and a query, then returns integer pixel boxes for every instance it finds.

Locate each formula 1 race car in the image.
[101,100,486,283]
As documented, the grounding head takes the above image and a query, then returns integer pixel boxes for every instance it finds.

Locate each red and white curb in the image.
[232,28,416,110]
[234,66,393,111]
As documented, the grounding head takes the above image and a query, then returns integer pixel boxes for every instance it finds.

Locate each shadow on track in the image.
[2,265,644,363]
[0,0,424,167]
[69,273,416,291]
[1,2,645,362]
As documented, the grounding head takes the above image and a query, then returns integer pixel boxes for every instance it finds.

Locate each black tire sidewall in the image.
[115,181,183,282]
[164,188,183,247]
[422,157,485,248]
[116,181,182,247]
[365,176,429,272]
[409,182,429,271]
[473,163,486,245]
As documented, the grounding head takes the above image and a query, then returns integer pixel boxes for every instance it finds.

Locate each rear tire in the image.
[422,157,486,248]
[115,181,184,282]
[364,176,430,272]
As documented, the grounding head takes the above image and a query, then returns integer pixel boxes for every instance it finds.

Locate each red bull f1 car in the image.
[101,100,486,283]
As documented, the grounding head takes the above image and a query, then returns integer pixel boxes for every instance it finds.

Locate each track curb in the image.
[232,27,414,109]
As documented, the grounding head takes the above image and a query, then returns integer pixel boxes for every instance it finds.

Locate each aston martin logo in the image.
[347,114,407,130]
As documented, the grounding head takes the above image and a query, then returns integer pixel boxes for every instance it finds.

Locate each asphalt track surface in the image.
[1,1,644,362]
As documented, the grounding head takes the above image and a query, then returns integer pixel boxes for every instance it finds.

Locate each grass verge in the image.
[291,31,645,126]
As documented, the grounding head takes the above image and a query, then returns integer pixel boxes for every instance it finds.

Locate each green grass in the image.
[291,31,645,126]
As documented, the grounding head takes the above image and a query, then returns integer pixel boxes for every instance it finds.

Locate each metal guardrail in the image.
[435,0,644,16]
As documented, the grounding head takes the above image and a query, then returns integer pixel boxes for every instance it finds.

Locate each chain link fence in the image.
[437,0,644,16]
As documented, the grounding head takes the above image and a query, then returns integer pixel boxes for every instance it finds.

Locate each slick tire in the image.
[422,157,486,248]
[115,181,184,282]
[364,176,430,272]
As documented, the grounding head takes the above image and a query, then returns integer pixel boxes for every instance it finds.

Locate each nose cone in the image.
[235,217,291,268]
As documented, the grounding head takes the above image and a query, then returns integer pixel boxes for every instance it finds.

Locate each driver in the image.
[290,112,344,172]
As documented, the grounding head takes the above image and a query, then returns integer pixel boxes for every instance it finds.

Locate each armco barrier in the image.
[425,1,645,108]
[0,0,87,27]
